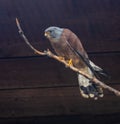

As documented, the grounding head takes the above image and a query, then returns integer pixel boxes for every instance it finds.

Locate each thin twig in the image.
[16,18,46,56]
[16,18,120,96]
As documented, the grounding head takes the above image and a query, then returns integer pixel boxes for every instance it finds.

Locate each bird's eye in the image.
[48,30,56,38]
[49,30,52,33]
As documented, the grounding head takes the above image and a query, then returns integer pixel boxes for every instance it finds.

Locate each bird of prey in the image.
[44,26,107,100]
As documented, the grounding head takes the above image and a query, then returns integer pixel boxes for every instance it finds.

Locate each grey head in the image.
[44,26,63,40]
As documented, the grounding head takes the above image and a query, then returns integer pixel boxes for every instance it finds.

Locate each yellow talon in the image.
[68,59,73,66]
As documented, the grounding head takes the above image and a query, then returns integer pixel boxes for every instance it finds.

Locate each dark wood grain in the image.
[0,0,120,57]
[0,115,120,124]
[0,86,120,118]
[0,53,119,118]
[0,53,119,90]
[0,0,120,122]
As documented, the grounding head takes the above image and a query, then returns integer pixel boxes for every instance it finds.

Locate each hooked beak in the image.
[44,32,47,37]
[44,32,50,38]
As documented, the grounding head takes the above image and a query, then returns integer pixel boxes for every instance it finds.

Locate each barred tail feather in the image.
[78,74,104,100]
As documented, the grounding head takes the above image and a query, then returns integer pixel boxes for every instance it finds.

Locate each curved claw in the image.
[67,59,73,66]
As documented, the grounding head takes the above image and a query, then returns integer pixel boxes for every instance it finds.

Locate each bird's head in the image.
[44,26,63,40]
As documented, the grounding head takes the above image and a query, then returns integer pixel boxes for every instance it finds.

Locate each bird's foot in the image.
[67,59,73,66]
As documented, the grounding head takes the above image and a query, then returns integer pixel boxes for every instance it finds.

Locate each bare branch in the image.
[16,18,46,56]
[16,18,120,96]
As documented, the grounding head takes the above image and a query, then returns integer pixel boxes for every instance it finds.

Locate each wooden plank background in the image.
[0,0,120,58]
[0,53,120,90]
[0,53,120,119]
[0,0,120,123]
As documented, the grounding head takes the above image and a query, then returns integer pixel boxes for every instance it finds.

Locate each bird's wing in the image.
[63,29,108,79]
[63,29,95,74]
